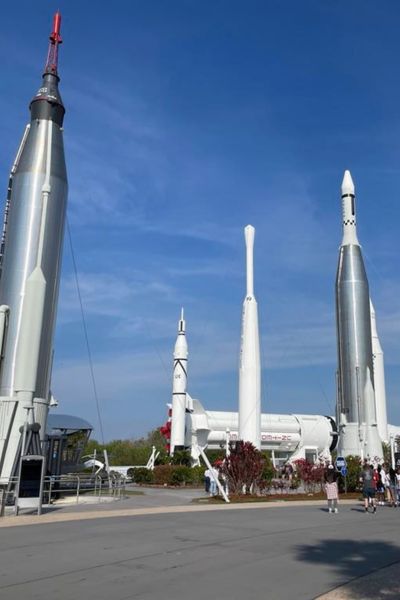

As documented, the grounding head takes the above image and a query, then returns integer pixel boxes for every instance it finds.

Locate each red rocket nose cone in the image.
[45,11,63,76]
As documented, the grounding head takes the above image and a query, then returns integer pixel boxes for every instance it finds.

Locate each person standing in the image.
[324,465,339,514]
[381,464,391,505]
[360,464,377,514]
[204,468,211,494]
[396,467,400,506]
[376,465,385,506]
[388,467,397,507]
[209,466,219,497]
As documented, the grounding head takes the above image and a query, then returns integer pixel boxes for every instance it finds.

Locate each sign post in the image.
[335,456,347,495]
[15,455,45,515]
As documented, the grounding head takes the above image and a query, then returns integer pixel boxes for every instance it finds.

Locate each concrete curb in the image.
[0,498,359,528]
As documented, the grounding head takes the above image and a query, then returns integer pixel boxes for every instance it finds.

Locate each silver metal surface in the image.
[0,116,67,479]
[336,244,382,458]
[0,119,67,399]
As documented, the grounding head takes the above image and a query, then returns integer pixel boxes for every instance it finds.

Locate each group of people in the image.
[324,461,400,514]
[360,463,400,513]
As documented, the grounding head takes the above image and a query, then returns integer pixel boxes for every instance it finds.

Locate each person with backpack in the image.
[360,464,377,513]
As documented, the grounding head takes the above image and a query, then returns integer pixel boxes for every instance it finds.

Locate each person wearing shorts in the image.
[361,464,377,513]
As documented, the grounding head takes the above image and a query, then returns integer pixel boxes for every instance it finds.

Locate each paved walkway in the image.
[1,491,399,599]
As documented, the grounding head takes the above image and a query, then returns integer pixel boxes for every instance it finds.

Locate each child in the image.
[324,465,339,513]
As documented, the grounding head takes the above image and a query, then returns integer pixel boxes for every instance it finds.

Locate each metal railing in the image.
[0,472,126,516]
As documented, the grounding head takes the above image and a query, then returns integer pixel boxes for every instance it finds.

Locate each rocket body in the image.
[238,225,261,449]
[0,19,67,479]
[335,171,382,459]
[370,301,388,443]
[170,310,188,454]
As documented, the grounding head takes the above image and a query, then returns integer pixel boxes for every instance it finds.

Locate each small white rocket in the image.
[238,225,261,449]
[370,300,388,443]
[170,309,188,455]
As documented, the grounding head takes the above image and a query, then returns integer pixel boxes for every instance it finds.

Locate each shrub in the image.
[132,467,154,484]
[293,459,325,493]
[169,466,193,486]
[259,455,275,492]
[338,455,362,492]
[153,464,175,485]
[170,450,192,466]
[221,441,264,495]
[191,465,206,486]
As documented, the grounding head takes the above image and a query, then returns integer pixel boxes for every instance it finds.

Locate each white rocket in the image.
[170,309,188,455]
[370,300,388,443]
[238,225,261,449]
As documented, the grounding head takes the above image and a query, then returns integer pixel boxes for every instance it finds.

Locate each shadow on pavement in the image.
[296,539,400,599]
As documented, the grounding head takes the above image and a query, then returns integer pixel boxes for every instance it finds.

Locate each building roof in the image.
[46,413,93,434]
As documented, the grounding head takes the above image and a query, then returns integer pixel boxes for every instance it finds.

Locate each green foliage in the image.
[83,439,103,457]
[154,449,169,465]
[169,466,193,485]
[259,455,275,491]
[170,450,192,466]
[131,467,154,484]
[338,455,362,492]
[83,428,169,467]
[191,465,206,485]
[205,449,225,464]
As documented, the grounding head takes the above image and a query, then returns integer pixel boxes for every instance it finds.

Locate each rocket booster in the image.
[238,225,261,449]
[0,13,68,479]
[370,300,388,443]
[170,309,188,454]
[335,171,382,459]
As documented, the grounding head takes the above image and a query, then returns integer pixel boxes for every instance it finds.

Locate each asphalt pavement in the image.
[0,501,399,600]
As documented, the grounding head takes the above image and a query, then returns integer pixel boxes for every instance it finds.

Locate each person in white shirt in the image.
[209,467,219,496]
[381,465,389,504]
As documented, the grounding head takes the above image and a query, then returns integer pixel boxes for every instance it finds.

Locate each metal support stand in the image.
[197,445,229,503]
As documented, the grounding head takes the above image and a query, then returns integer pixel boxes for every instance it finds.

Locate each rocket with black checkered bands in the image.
[169,309,188,455]
[335,170,382,460]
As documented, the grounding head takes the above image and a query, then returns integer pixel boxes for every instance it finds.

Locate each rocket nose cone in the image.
[341,170,355,196]
[244,224,255,244]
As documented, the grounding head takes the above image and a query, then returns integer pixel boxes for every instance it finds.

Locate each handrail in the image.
[0,473,127,516]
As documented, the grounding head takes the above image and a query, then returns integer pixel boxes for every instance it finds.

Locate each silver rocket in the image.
[238,225,261,449]
[170,309,188,455]
[335,171,382,460]
[0,13,68,479]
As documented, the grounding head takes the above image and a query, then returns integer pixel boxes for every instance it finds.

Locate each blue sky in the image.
[0,1,399,441]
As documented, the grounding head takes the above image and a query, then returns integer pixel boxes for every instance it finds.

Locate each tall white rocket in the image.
[170,309,188,455]
[238,225,261,449]
[370,300,388,443]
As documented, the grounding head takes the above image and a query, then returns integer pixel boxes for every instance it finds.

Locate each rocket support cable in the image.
[66,218,105,445]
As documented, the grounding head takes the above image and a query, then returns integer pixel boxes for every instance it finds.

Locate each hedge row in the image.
[131,465,206,486]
